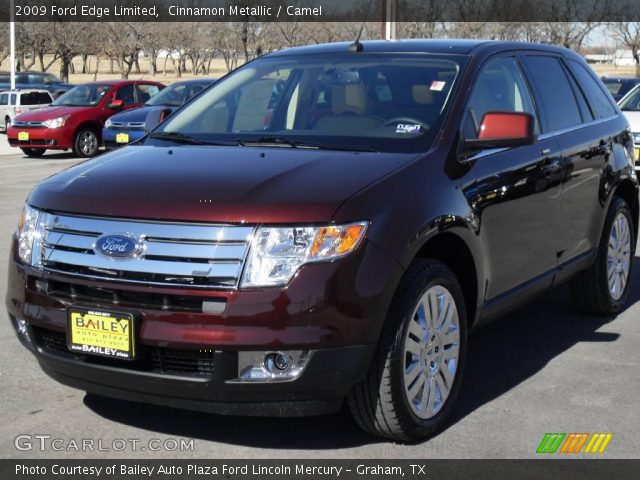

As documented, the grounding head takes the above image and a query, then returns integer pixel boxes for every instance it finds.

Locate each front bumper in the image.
[7,127,72,150]
[6,237,402,416]
[103,128,145,150]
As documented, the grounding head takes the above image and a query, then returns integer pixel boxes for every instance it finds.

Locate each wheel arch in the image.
[612,178,639,246]
[411,230,481,328]
[74,121,102,142]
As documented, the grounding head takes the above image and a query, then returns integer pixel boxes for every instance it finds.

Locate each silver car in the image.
[0,89,53,133]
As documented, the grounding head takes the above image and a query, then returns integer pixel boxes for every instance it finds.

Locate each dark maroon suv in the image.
[7,40,638,442]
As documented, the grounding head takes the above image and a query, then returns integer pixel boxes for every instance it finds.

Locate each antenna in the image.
[349,0,375,52]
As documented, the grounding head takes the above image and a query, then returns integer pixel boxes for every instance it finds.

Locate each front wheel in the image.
[73,128,100,157]
[4,117,10,133]
[348,259,467,442]
[21,147,46,157]
[570,197,635,315]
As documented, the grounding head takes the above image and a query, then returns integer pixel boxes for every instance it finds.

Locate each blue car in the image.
[103,78,215,149]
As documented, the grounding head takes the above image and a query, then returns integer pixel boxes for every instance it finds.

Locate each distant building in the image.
[614,49,636,66]
[585,53,614,64]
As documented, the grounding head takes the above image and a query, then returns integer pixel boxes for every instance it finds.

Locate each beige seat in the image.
[313,83,383,134]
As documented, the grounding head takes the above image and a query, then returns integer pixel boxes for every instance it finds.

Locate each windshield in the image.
[603,79,624,96]
[619,85,640,111]
[52,84,112,106]
[149,53,465,153]
[147,81,210,107]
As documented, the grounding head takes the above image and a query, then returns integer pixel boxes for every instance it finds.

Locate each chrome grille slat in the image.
[39,213,254,288]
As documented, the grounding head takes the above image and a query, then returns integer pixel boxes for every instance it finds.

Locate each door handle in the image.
[541,148,551,155]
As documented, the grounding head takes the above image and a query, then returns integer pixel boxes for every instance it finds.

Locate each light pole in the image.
[10,0,16,90]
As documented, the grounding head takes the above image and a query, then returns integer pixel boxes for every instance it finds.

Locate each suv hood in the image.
[29,145,417,223]
[16,105,93,121]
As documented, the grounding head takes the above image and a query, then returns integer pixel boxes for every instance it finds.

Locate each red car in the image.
[7,80,164,157]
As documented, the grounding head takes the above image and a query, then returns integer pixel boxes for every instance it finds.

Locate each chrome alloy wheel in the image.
[607,212,632,301]
[402,285,460,419]
[79,130,98,156]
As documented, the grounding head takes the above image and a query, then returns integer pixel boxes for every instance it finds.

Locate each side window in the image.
[568,60,617,119]
[115,84,136,105]
[136,84,161,104]
[523,56,583,132]
[10,94,16,105]
[0,94,7,105]
[462,56,538,139]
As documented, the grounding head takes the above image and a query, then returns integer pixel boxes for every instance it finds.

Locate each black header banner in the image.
[1,0,640,22]
[2,459,640,480]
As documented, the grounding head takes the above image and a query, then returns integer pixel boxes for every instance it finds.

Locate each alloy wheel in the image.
[607,211,632,301]
[402,285,460,419]
[79,131,98,156]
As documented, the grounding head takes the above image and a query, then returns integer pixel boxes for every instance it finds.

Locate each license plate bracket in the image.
[67,308,135,360]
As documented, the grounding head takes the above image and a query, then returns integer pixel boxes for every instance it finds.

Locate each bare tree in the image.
[611,23,640,76]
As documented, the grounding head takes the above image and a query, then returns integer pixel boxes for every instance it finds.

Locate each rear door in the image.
[522,54,615,267]
[460,55,563,301]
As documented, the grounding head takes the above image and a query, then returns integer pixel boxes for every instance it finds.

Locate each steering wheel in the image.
[381,117,429,130]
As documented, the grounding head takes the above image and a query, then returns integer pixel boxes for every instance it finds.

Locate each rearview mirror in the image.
[144,108,172,133]
[108,99,124,109]
[465,112,536,149]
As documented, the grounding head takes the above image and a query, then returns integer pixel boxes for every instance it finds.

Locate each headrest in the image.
[331,84,368,115]
[412,85,435,105]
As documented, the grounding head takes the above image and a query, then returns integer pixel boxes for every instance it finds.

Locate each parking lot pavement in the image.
[0,151,638,459]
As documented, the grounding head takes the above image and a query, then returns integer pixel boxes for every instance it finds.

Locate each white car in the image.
[618,83,640,163]
[0,89,53,133]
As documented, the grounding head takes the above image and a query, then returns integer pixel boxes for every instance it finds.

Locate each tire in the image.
[348,259,468,442]
[4,117,10,133]
[73,128,100,157]
[21,148,46,157]
[570,197,635,315]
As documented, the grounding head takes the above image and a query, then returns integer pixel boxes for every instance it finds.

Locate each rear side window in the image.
[10,94,16,105]
[524,56,582,132]
[0,93,7,105]
[569,61,617,119]
[20,92,52,105]
[462,56,538,139]
[136,84,161,104]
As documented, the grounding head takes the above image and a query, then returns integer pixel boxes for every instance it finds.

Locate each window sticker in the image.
[430,80,446,91]
[395,123,422,135]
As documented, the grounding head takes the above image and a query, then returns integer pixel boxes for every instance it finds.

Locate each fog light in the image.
[10,316,33,348]
[233,350,312,383]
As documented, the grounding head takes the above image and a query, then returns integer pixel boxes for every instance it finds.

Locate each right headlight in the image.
[240,222,368,288]
[104,118,113,128]
[17,205,43,265]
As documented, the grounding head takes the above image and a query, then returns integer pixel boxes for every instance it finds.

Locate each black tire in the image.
[4,117,10,133]
[570,197,635,315]
[21,147,46,157]
[73,128,100,157]
[348,259,468,442]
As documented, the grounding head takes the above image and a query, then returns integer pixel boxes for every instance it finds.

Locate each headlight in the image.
[104,118,113,128]
[17,205,43,264]
[241,222,368,288]
[43,115,69,129]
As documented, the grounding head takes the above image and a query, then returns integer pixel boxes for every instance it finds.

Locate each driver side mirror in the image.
[108,98,124,109]
[465,112,536,150]
[144,108,172,133]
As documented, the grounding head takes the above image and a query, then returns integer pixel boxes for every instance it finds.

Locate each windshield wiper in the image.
[236,137,321,149]
[149,132,235,146]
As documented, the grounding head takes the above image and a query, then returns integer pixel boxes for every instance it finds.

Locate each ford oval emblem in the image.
[94,234,141,259]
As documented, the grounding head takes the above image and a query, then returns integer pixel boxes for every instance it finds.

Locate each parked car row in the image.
[0,71,73,98]
[4,78,216,157]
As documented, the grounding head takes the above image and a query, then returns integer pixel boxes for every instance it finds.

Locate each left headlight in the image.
[241,222,368,288]
[17,205,43,264]
[43,115,69,129]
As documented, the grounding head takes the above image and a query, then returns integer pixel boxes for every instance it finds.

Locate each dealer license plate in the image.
[67,308,135,360]
[115,132,130,144]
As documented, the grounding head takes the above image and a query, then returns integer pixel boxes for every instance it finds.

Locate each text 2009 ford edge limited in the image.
[7,40,639,442]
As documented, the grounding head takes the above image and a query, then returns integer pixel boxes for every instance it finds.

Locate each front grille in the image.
[13,120,44,128]
[108,121,145,131]
[33,327,215,377]
[28,277,224,313]
[35,212,253,288]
